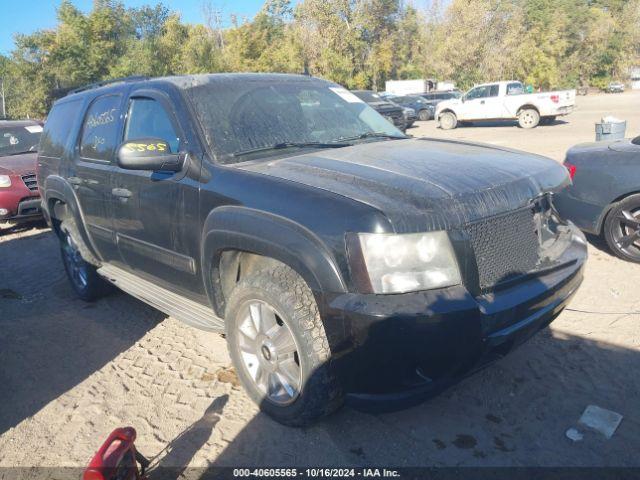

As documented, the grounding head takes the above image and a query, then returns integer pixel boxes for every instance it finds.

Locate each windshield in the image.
[185,79,405,164]
[351,90,384,103]
[0,124,42,157]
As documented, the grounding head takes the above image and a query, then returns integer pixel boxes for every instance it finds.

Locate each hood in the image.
[0,152,38,176]
[238,138,569,232]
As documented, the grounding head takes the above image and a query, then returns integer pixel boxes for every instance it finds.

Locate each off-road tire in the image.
[518,108,540,129]
[59,219,112,301]
[439,111,458,130]
[225,265,343,426]
[603,194,640,263]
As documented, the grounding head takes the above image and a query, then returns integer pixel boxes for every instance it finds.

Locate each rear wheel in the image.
[439,111,458,130]
[59,220,112,301]
[518,108,540,128]
[604,194,640,263]
[225,264,343,426]
[418,109,431,121]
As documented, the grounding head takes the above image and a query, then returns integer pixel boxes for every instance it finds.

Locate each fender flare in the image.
[201,206,347,314]
[43,175,103,262]
[517,104,540,115]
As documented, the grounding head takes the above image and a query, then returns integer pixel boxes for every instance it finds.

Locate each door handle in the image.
[111,188,132,199]
[480,100,485,104]
[68,177,82,186]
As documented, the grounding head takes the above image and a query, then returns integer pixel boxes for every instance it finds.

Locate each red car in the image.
[0,120,43,224]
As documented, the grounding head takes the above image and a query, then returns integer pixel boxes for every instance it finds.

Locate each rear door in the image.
[110,88,202,297]
[71,93,124,261]
[480,84,503,119]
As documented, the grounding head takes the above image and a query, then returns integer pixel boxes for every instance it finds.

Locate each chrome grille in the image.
[21,173,38,191]
[466,207,540,290]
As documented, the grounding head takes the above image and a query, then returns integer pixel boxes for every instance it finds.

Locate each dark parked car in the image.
[606,82,625,93]
[556,136,640,262]
[0,120,43,224]
[351,90,406,131]
[384,94,435,121]
[419,90,462,109]
[39,74,586,426]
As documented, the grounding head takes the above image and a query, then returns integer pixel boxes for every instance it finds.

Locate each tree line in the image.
[1,0,639,119]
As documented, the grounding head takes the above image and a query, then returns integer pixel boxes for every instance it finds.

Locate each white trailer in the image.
[384,79,436,95]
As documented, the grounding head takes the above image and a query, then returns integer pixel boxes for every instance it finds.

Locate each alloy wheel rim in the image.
[62,234,88,290]
[236,300,302,405]
[614,207,640,258]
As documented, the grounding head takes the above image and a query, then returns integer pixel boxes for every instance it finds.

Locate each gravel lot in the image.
[1,91,639,472]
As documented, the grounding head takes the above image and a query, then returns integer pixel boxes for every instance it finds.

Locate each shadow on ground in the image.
[147,394,229,479]
[0,230,163,435]
[0,219,48,237]
[457,119,569,129]
[203,331,637,467]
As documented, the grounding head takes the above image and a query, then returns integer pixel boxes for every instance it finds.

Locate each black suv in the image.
[38,74,586,426]
[420,90,462,109]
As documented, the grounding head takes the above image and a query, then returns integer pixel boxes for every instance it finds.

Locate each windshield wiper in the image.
[233,141,352,157]
[335,132,408,142]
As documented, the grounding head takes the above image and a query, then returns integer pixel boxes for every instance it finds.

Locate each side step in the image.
[97,264,224,332]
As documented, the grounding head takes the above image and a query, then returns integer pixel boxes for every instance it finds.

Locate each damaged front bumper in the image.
[324,223,587,412]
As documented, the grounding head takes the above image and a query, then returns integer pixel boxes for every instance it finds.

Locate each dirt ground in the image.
[0,91,639,472]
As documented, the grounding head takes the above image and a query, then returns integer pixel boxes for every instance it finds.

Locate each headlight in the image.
[0,175,12,188]
[349,231,462,294]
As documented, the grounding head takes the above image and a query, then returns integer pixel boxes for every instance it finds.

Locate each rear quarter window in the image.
[40,100,83,158]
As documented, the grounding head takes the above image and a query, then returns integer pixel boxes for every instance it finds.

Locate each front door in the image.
[110,90,202,298]
[460,85,501,120]
[71,93,124,262]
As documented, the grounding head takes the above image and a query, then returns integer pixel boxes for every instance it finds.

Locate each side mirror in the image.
[117,138,183,172]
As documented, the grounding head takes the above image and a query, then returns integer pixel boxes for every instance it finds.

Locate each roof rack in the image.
[67,75,149,95]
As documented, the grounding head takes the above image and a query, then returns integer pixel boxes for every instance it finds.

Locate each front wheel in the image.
[418,109,431,121]
[518,108,540,128]
[439,111,458,130]
[603,194,640,263]
[225,265,343,426]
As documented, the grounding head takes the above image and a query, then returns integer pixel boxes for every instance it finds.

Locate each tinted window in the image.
[0,124,42,156]
[40,100,83,158]
[507,82,524,95]
[80,95,122,161]
[466,86,497,100]
[124,98,180,153]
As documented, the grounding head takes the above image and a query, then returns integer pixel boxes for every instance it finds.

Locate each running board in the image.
[97,264,224,332]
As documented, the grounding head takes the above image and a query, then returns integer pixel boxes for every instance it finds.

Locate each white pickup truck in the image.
[436,81,575,130]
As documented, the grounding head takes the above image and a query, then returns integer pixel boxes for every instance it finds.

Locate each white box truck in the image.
[385,79,436,95]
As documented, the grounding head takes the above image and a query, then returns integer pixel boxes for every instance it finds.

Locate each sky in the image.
[0,0,274,55]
